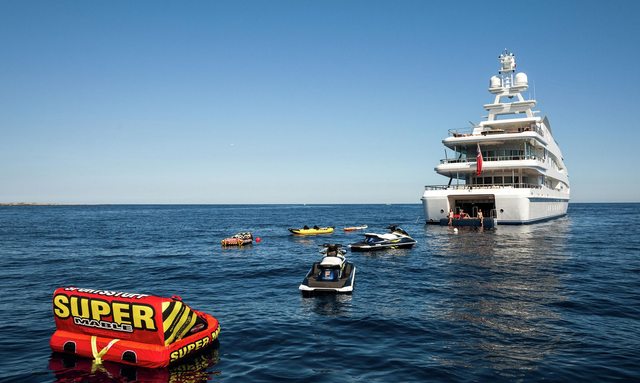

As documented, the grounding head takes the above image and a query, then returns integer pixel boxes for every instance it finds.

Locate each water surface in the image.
[0,203,638,382]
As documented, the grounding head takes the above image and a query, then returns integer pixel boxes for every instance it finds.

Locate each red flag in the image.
[476,142,483,176]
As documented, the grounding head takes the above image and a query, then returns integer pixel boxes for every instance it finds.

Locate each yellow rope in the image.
[91,336,119,365]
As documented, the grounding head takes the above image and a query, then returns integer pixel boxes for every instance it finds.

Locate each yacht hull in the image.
[422,187,568,225]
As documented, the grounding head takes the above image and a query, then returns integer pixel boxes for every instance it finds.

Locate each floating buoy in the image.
[453,228,458,233]
[255,237,261,243]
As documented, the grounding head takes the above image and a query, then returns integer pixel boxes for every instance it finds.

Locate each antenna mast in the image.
[498,49,516,89]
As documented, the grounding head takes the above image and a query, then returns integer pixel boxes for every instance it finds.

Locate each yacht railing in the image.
[448,128,475,137]
[424,183,542,191]
[440,154,541,164]
[447,125,545,138]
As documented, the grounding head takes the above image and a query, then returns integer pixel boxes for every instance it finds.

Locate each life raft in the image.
[221,232,253,246]
[50,287,221,369]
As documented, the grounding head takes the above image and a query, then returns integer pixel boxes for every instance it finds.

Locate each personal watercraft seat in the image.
[320,256,343,267]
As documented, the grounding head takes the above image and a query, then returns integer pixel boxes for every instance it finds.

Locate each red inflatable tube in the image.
[50,287,221,368]
[221,237,245,246]
[49,345,219,382]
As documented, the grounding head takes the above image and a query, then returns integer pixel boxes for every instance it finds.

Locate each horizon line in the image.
[2,201,638,206]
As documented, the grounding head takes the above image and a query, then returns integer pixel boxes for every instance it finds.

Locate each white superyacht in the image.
[421,50,570,225]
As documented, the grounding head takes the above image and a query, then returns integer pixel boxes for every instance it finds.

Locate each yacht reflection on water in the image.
[429,218,571,375]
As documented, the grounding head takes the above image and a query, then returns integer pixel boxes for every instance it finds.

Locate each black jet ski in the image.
[348,225,417,252]
[299,244,356,295]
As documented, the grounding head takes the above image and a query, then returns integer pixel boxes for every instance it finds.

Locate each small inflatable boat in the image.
[343,225,368,231]
[289,226,334,235]
[221,232,253,246]
[349,225,416,251]
[299,244,356,295]
[50,287,221,368]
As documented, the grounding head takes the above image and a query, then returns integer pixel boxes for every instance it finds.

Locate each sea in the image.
[0,203,638,382]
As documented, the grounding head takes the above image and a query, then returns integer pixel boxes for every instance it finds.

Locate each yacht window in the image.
[494,176,503,184]
[510,150,523,160]
[483,177,492,185]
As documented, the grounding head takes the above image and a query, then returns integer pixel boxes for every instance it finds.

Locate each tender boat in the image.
[289,226,334,235]
[343,225,368,231]
[299,244,356,295]
[349,225,417,251]
[221,232,253,246]
[421,50,570,225]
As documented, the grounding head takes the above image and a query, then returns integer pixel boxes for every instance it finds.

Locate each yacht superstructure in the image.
[421,50,570,225]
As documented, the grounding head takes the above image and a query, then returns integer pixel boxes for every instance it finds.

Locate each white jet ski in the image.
[348,225,416,252]
[299,244,356,296]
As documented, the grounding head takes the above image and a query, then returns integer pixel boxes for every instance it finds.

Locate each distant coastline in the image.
[0,202,65,206]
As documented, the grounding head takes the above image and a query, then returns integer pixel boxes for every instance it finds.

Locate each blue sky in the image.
[1,1,638,204]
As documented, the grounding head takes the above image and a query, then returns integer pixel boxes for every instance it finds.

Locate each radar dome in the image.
[514,72,528,87]
[490,76,502,88]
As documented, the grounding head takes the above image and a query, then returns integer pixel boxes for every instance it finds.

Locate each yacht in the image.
[421,50,570,225]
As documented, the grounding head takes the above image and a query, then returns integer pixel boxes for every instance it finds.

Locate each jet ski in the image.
[299,244,356,295]
[348,225,417,252]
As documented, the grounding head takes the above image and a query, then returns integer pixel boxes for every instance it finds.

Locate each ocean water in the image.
[0,203,639,382]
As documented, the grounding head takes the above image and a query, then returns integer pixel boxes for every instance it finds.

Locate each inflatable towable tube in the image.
[50,287,221,368]
[221,232,253,247]
[49,346,219,382]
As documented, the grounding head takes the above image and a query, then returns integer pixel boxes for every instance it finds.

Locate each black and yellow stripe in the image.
[161,300,198,346]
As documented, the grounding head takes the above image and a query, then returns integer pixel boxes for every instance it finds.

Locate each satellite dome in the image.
[490,76,502,89]
[514,72,528,87]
